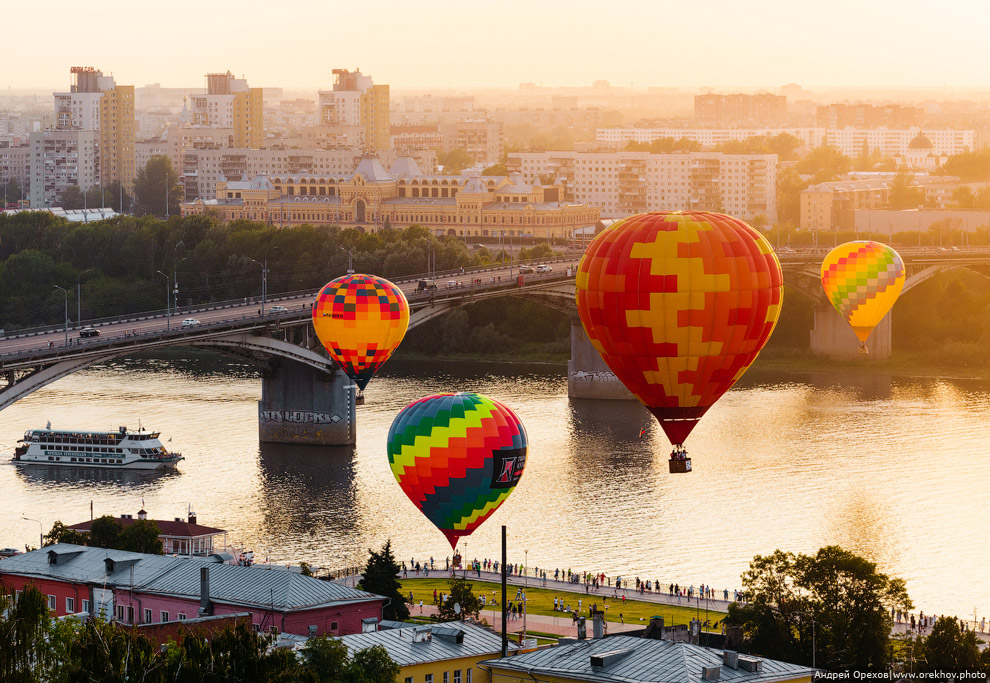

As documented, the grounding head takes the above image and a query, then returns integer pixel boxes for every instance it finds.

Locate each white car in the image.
[536,264,553,273]
[181,318,201,328]
[270,305,288,314]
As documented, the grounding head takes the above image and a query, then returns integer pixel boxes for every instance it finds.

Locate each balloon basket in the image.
[668,458,692,474]
[355,391,365,405]
[858,343,869,355]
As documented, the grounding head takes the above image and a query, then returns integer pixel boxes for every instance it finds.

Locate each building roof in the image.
[484,636,816,683]
[0,545,383,612]
[389,157,424,178]
[337,621,514,667]
[2,208,119,223]
[352,156,392,182]
[67,517,225,538]
[908,132,935,149]
[461,177,490,194]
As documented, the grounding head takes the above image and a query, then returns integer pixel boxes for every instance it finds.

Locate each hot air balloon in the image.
[387,392,527,549]
[821,241,905,354]
[311,274,409,391]
[575,211,783,473]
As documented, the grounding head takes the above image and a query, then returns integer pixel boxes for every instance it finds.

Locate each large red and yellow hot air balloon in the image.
[575,211,783,472]
[387,392,527,549]
[312,274,409,391]
[821,241,905,353]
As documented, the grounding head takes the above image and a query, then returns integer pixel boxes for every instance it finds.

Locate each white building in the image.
[29,130,100,208]
[509,150,777,222]
[597,127,826,150]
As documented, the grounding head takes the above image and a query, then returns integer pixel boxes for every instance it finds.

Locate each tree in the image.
[118,519,164,554]
[436,577,481,622]
[357,540,409,621]
[133,155,182,218]
[87,515,123,550]
[301,636,350,681]
[482,163,509,176]
[347,644,401,682]
[0,584,60,682]
[726,546,911,672]
[888,170,925,209]
[43,521,88,546]
[920,617,984,675]
[438,149,474,174]
[60,185,85,210]
[2,177,23,206]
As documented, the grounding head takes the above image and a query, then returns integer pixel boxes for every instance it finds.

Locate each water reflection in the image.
[13,462,179,491]
[256,442,360,544]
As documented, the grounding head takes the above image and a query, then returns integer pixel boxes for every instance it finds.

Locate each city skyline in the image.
[4,0,989,91]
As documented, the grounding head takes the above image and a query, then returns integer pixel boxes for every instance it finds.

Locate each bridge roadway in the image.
[0,258,582,374]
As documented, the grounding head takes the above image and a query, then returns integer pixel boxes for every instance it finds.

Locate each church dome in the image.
[908,132,934,150]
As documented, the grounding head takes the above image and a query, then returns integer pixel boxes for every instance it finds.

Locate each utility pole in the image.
[156,271,170,330]
[53,285,68,346]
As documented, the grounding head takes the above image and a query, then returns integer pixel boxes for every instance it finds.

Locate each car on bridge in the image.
[269,305,288,314]
[518,266,535,274]
[536,264,553,273]
[79,327,100,338]
[181,318,201,328]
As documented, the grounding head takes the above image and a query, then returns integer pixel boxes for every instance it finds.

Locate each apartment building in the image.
[825,127,973,158]
[135,140,169,175]
[189,71,263,148]
[438,119,503,166]
[508,151,777,222]
[0,141,30,201]
[817,103,923,128]
[28,129,99,207]
[316,69,389,153]
[694,93,787,126]
[597,127,826,149]
[54,66,135,191]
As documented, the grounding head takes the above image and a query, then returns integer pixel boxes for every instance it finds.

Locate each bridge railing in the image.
[0,253,585,342]
[0,269,579,365]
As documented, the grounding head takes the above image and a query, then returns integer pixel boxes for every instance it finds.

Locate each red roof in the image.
[68,517,225,538]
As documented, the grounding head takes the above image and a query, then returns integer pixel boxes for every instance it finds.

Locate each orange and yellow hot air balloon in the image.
[575,211,783,470]
[821,241,905,352]
[311,274,409,390]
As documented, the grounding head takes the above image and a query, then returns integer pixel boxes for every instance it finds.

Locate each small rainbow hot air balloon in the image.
[387,392,527,549]
[575,211,783,471]
[312,274,409,390]
[821,241,905,353]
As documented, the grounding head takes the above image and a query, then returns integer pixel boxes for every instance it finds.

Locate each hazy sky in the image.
[5,0,989,92]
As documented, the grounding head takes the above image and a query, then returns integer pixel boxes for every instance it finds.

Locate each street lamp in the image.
[462,542,468,579]
[156,270,170,330]
[340,246,355,274]
[76,268,94,325]
[23,516,42,548]
[523,549,528,641]
[793,610,817,669]
[173,256,187,315]
[53,285,68,346]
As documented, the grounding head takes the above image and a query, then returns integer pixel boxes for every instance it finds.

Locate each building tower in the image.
[318,69,389,153]
[190,71,264,149]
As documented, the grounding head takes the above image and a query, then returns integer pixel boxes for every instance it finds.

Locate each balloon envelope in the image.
[575,211,783,446]
[821,241,905,342]
[312,274,409,390]
[387,392,527,549]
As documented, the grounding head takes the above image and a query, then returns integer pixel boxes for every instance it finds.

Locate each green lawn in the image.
[398,577,726,630]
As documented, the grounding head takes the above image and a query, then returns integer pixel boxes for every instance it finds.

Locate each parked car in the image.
[270,305,288,314]
[79,327,100,338]
[518,266,535,274]
[417,280,437,291]
[446,280,459,289]
[181,318,201,328]
[536,264,553,273]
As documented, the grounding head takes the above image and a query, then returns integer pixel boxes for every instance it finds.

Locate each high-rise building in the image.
[438,120,504,166]
[316,69,389,153]
[29,129,99,207]
[54,67,135,191]
[189,71,264,148]
[694,93,787,126]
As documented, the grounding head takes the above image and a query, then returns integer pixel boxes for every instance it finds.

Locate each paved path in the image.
[407,602,648,639]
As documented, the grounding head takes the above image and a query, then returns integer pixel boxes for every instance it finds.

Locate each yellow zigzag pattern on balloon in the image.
[452,490,512,530]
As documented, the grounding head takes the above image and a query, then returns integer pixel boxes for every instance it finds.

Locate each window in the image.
[330,621,338,632]
[116,605,125,621]
[454,672,461,683]
[66,597,75,613]
[82,599,90,613]
[444,674,449,683]
[466,670,472,683]
[48,595,56,611]
[161,611,169,622]
[127,606,134,623]
[425,676,433,683]
[405,679,413,683]
[178,613,187,620]
[144,608,152,624]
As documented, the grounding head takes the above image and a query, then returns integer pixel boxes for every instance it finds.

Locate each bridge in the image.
[2,247,987,444]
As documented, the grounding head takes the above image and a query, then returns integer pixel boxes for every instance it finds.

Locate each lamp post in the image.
[155,270,170,330]
[523,549,528,641]
[53,285,68,346]
[340,246,355,274]
[76,269,93,325]
[173,255,187,315]
[23,516,42,548]
[462,542,468,579]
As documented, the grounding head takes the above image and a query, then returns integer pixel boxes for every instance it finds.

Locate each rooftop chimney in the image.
[188,511,197,525]
[577,616,587,640]
[137,509,147,520]
[592,611,604,639]
[198,566,212,616]
[644,615,665,640]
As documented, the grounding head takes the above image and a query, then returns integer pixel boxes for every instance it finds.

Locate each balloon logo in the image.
[312,274,410,390]
[821,241,905,349]
[387,392,527,549]
[575,211,783,452]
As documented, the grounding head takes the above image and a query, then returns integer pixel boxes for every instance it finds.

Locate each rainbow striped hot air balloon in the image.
[312,274,410,391]
[387,392,527,549]
[821,241,905,352]
[575,211,783,467]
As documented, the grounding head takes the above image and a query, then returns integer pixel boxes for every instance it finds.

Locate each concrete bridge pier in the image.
[258,357,355,445]
[810,305,892,360]
[567,322,635,400]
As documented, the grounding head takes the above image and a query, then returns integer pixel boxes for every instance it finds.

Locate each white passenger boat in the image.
[12,426,182,470]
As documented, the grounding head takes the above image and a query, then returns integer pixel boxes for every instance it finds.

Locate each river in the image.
[1,354,988,620]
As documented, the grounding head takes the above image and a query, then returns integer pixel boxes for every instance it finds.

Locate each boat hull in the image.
[12,457,182,470]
